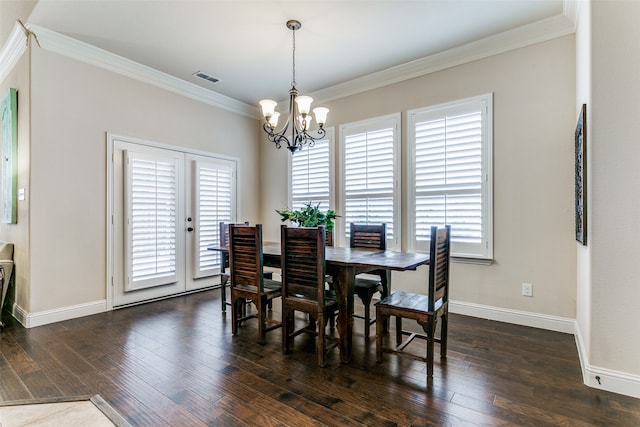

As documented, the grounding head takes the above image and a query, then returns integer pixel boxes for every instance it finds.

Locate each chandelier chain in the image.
[291,26,296,87]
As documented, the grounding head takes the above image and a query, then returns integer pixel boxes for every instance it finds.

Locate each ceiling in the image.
[25,0,569,108]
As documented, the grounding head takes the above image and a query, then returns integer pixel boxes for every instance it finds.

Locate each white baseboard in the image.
[574,322,640,399]
[449,300,575,333]
[11,300,107,328]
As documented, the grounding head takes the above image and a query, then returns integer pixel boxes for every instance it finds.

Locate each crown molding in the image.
[25,23,258,119]
[0,22,28,84]
[22,11,574,119]
[310,14,575,104]
[563,0,580,32]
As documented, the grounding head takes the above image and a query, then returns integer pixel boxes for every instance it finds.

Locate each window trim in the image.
[406,94,493,260]
[338,113,401,249]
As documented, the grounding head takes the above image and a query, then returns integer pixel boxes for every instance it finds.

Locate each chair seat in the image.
[233,278,281,296]
[355,276,382,289]
[378,291,443,314]
[286,290,337,307]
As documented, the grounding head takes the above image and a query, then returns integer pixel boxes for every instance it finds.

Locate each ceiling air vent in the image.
[193,71,221,84]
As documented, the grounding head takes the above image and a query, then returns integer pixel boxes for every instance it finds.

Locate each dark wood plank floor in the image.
[1,289,639,426]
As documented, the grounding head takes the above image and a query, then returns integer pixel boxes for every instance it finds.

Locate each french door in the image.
[109,136,236,307]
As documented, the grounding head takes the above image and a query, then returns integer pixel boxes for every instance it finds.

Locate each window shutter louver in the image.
[291,138,330,210]
[125,151,178,290]
[343,123,397,241]
[410,95,492,259]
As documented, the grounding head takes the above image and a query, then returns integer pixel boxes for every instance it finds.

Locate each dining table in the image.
[210,241,430,364]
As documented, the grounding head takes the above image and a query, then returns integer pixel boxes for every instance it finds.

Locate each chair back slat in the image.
[428,225,451,311]
[229,224,264,292]
[350,223,387,251]
[281,225,325,304]
[220,221,249,272]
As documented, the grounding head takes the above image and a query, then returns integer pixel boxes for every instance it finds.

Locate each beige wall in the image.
[575,0,592,374]
[27,46,260,313]
[0,0,37,48]
[0,45,30,312]
[261,35,577,319]
[589,0,640,377]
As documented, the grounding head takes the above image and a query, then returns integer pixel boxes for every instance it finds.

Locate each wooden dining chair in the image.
[229,224,282,345]
[219,221,272,313]
[375,225,451,381]
[281,225,339,367]
[350,223,390,339]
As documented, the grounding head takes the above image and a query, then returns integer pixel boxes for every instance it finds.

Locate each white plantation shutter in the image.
[125,150,179,291]
[341,115,400,246]
[409,94,493,259]
[193,159,235,278]
[291,137,331,211]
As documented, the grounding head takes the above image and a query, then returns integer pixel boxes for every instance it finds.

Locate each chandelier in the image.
[259,20,329,154]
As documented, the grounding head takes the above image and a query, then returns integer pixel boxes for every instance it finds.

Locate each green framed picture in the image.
[1,88,18,224]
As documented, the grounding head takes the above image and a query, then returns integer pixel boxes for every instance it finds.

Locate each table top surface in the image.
[210,242,429,272]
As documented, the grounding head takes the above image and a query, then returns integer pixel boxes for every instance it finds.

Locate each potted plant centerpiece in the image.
[276,202,338,245]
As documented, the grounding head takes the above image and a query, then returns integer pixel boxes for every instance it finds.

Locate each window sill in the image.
[452,256,493,266]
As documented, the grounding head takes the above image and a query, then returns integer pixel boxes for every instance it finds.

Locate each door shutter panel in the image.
[193,159,235,278]
[124,150,179,291]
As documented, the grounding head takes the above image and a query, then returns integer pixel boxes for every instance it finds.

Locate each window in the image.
[289,129,334,213]
[340,114,401,248]
[408,94,493,259]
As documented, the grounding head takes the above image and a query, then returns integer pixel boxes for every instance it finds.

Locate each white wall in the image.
[26,47,260,314]
[260,35,577,322]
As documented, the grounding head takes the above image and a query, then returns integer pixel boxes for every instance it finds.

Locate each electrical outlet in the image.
[522,283,533,297]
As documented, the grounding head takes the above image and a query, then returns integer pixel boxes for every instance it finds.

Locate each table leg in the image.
[380,270,391,332]
[331,265,355,364]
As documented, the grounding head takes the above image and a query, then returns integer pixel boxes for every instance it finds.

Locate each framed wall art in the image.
[1,88,18,224]
[575,104,587,245]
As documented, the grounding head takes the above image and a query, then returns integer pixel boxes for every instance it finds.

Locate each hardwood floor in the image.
[1,289,639,426]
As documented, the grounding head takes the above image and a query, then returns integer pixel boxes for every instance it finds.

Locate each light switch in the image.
[18,188,25,201]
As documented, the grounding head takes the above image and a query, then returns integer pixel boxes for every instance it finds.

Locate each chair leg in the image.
[231,297,240,335]
[440,311,448,358]
[317,313,326,367]
[395,317,403,346]
[355,287,376,339]
[363,297,372,339]
[282,307,293,354]
[424,318,436,379]
[257,300,266,345]
[221,274,229,313]
[376,307,384,363]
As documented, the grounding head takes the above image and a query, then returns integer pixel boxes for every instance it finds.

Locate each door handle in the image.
[187,227,194,232]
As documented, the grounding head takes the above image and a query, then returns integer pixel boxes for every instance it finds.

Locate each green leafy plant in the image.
[276,202,338,232]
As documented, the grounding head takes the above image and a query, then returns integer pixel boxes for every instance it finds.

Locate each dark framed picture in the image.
[575,104,587,245]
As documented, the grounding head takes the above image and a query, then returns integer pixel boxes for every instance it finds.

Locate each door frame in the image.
[106,133,241,310]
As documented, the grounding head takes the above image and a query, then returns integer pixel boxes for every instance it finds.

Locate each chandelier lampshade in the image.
[259,20,329,154]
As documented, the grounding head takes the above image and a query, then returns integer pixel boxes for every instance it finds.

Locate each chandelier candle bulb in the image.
[259,99,277,119]
[295,96,313,115]
[259,19,329,154]
[313,107,329,126]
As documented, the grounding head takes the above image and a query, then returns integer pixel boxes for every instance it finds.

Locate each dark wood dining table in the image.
[210,242,430,363]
